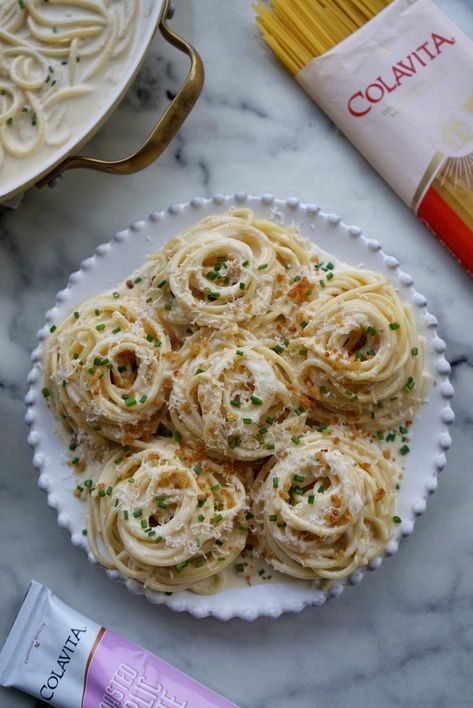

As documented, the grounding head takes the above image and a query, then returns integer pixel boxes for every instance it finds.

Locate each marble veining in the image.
[0,1,472,707]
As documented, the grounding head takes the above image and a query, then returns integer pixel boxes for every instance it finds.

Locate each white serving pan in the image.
[0,0,203,203]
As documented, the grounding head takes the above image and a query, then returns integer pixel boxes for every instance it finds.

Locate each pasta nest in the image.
[87,440,248,593]
[140,209,317,329]
[290,276,428,429]
[250,429,398,580]
[169,327,308,460]
[44,295,171,443]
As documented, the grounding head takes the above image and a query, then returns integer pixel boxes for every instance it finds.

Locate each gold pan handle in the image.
[37,0,204,186]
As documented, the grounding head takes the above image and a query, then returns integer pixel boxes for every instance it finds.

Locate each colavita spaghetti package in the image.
[255,0,473,273]
[0,581,237,707]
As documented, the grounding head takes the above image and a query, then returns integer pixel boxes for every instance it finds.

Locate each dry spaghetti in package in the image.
[256,0,473,273]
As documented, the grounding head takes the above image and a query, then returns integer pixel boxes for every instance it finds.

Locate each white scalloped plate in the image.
[25,194,454,620]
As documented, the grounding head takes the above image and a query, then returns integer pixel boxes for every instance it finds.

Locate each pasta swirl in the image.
[291,279,428,429]
[169,327,307,460]
[86,441,248,593]
[44,294,171,443]
[251,430,398,580]
[144,209,314,328]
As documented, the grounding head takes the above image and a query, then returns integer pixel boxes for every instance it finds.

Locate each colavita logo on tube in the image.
[39,627,88,701]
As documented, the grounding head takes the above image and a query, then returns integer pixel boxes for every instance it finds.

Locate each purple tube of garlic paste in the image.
[0,581,238,707]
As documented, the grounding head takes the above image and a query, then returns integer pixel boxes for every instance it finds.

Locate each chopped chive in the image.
[294,406,305,416]
[206,271,218,281]
[399,444,410,456]
[386,433,396,442]
[211,484,220,494]
[140,394,147,404]
[195,368,204,375]
[389,322,400,330]
[157,279,167,289]
[195,558,205,567]
[71,457,79,465]
[319,279,326,288]
[42,387,50,398]
[257,263,268,270]
[266,416,274,425]
[98,489,106,497]
[367,326,376,336]
[300,321,308,329]
[197,498,207,507]
[91,423,101,431]
[266,443,275,450]
[376,431,384,440]
[197,514,205,522]
[243,418,252,425]
[308,494,315,504]
[239,282,245,290]
[291,435,301,445]
[230,399,241,408]
[164,304,172,311]
[251,395,262,405]
[293,275,302,282]
[106,486,113,496]
[73,311,80,319]
[82,528,87,536]
[235,563,245,573]
[95,324,105,331]
[123,510,129,520]
[228,437,241,449]
[272,478,279,489]
[318,485,325,493]
[112,292,120,299]
[140,519,147,528]
[236,350,244,356]
[193,464,203,474]
[134,277,142,284]
[277,521,287,528]
[273,344,285,354]
[242,260,250,267]
[84,479,92,488]
[326,272,334,280]
[175,561,189,573]
[133,510,142,518]
[411,347,419,356]
[212,514,223,524]
[245,511,254,520]
[393,515,402,524]
[173,431,182,443]
[112,327,121,334]
[294,474,305,483]
[269,514,277,521]
[207,291,220,301]
[125,398,137,407]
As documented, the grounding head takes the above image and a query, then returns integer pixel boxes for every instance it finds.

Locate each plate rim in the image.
[25,192,455,620]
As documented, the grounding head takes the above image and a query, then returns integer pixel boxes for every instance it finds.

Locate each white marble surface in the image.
[1,1,472,706]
